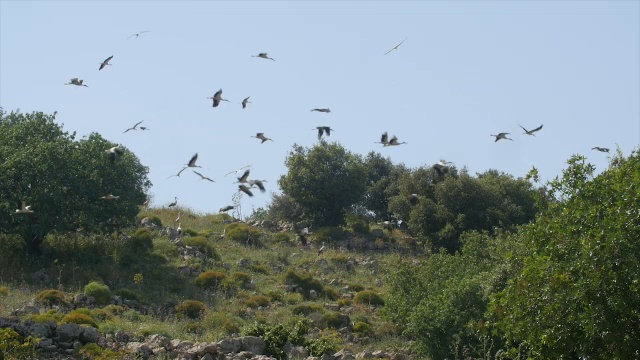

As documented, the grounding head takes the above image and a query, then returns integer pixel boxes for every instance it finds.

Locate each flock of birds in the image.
[14,30,613,218]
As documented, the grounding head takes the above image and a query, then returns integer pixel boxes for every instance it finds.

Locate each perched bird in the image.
[65,78,88,87]
[225,164,252,177]
[192,170,215,182]
[313,126,334,140]
[592,147,610,153]
[127,30,150,39]
[519,124,543,136]
[252,53,275,61]
[376,132,389,145]
[252,133,273,143]
[491,133,513,142]
[408,194,419,206]
[433,160,452,176]
[248,179,267,193]
[176,222,182,237]
[238,184,254,197]
[123,120,144,133]
[168,196,178,208]
[219,205,234,213]
[142,198,150,207]
[99,55,113,71]
[311,108,331,113]
[100,194,120,200]
[206,89,230,107]
[105,146,124,162]
[236,168,251,183]
[384,37,407,55]
[384,135,407,146]
[318,242,326,256]
[242,96,251,109]
[175,212,181,223]
[15,201,34,214]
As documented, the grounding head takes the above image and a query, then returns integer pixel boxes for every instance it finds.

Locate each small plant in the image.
[348,283,365,292]
[353,321,373,335]
[175,300,206,319]
[133,273,144,285]
[76,343,121,359]
[139,214,163,227]
[121,309,142,321]
[222,319,240,335]
[323,287,339,300]
[115,288,139,301]
[182,236,220,260]
[321,312,350,329]
[0,286,8,297]
[346,214,370,235]
[250,264,270,274]
[291,303,323,316]
[307,334,338,357]
[27,310,62,324]
[226,223,263,246]
[183,322,206,335]
[35,289,67,306]
[272,232,292,243]
[283,269,324,299]
[195,271,227,290]
[244,295,270,308]
[313,227,345,244]
[285,293,304,305]
[0,328,38,360]
[231,272,252,288]
[116,228,154,266]
[182,228,199,237]
[337,298,352,307]
[353,290,385,307]
[84,281,112,305]
[63,310,98,328]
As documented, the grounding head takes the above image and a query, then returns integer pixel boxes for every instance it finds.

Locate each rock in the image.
[147,334,172,350]
[260,220,274,228]
[115,330,133,343]
[324,303,340,311]
[355,351,375,359]
[240,336,265,354]
[217,337,241,353]
[372,350,389,358]
[56,323,82,342]
[126,342,153,359]
[285,341,309,359]
[80,326,100,343]
[38,338,53,348]
[172,339,195,352]
[200,354,214,360]
[236,351,254,359]
[29,322,53,338]
[13,305,40,316]
[184,342,219,358]
[333,349,355,360]
[389,353,407,360]
[309,289,318,300]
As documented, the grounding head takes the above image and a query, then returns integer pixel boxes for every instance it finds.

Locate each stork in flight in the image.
[105,146,124,162]
[127,30,150,39]
[15,201,34,214]
[252,133,273,143]
[219,205,234,213]
[238,184,254,197]
[167,167,187,179]
[168,197,178,208]
[206,89,230,107]
[65,78,88,87]
[192,170,215,182]
[519,124,543,136]
[236,168,251,183]
[123,120,144,133]
[491,133,513,142]
[252,53,275,61]
[248,179,267,193]
[100,194,120,200]
[313,126,334,140]
[592,147,610,153]
[376,132,389,145]
[99,56,113,71]
[242,96,251,109]
[225,164,252,177]
[384,37,407,55]
[311,108,331,113]
[384,135,407,146]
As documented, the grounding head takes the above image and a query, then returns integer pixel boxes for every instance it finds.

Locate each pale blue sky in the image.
[1,1,638,215]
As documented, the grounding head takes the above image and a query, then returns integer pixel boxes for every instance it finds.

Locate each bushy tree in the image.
[489,151,640,359]
[0,110,151,252]
[357,152,409,220]
[278,141,366,227]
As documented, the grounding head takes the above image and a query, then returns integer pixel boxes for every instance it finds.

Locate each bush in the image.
[175,300,206,319]
[182,236,220,260]
[244,319,309,358]
[353,290,385,307]
[337,298,352,307]
[323,287,339,301]
[114,288,139,301]
[272,232,292,243]
[226,223,262,246]
[222,319,240,335]
[84,282,111,305]
[291,303,323,316]
[266,193,304,224]
[353,321,373,335]
[0,234,25,277]
[35,289,67,306]
[0,286,8,297]
[285,293,304,305]
[0,328,38,359]
[138,214,162,228]
[283,269,324,299]
[250,264,270,274]
[182,228,198,237]
[313,227,345,244]
[27,310,62,324]
[307,335,337,357]
[183,322,206,335]
[76,343,121,360]
[115,228,154,266]
[245,295,270,308]
[231,272,252,288]
[321,312,350,329]
[121,309,142,321]
[348,283,365,292]
[346,214,370,235]
[195,271,227,290]
[63,310,98,328]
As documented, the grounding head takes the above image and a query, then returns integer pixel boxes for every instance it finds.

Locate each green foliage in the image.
[27,310,62,324]
[114,288,139,301]
[271,232,292,243]
[0,234,25,278]
[115,228,154,266]
[182,228,198,237]
[357,152,401,221]
[230,272,252,288]
[0,328,39,360]
[175,300,206,319]
[0,286,8,297]
[283,269,325,299]
[279,142,367,227]
[266,193,305,224]
[291,303,323,316]
[353,290,385,307]
[307,335,338,356]
[346,214,370,234]
[353,321,373,335]
[84,281,111,305]
[35,289,67,306]
[63,309,98,328]
[244,319,310,359]
[348,283,365,292]
[195,271,227,290]
[490,151,640,359]
[313,227,345,245]
[76,343,122,360]
[225,223,262,246]
[285,293,304,305]
[321,312,349,329]
[0,110,151,252]
[244,295,270,308]
[181,236,220,260]
[138,214,162,228]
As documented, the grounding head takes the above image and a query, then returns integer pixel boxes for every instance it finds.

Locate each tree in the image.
[357,152,407,220]
[0,110,151,252]
[278,141,366,227]
[489,150,640,358]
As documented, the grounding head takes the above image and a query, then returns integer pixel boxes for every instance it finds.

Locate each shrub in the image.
[307,335,337,357]
[121,309,142,321]
[27,310,62,324]
[272,232,292,243]
[0,234,25,277]
[245,295,271,308]
[266,193,304,224]
[222,319,240,335]
[321,312,350,329]
[182,236,220,260]
[183,322,206,335]
[250,264,270,274]
[291,303,323,316]
[0,328,38,359]
[285,293,304,305]
[115,228,153,266]
[283,269,324,299]
[353,321,373,335]
[102,305,125,316]
[353,290,385,307]
[35,289,66,306]
[313,227,345,244]
[348,283,365,292]
[63,310,98,328]
[226,224,262,246]
[114,288,139,301]
[266,290,283,302]
[323,287,339,301]
[84,282,111,305]
[175,300,206,319]
[138,215,162,228]
[182,228,198,237]
[346,214,370,235]
[195,271,227,290]
[76,343,121,360]
[231,272,252,288]
[244,319,309,358]
[337,298,352,307]
[0,286,8,297]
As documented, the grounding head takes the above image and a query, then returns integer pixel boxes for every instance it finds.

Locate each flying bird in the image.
[592,147,610,153]
[139,126,150,131]
[123,120,144,133]
[167,167,187,179]
[100,194,120,200]
[384,37,407,55]
[206,89,230,107]
[252,53,275,61]
[242,97,251,109]
[236,168,251,183]
[313,126,334,140]
[252,133,273,143]
[192,170,215,182]
[519,124,543,136]
[168,197,178,208]
[219,205,234,213]
[311,108,331,113]
[99,55,113,71]
[65,78,88,87]
[238,184,254,197]
[186,153,201,168]
[105,146,124,162]
[248,179,267,193]
[376,132,389,145]
[225,164,252,177]
[127,31,150,39]
[15,201,34,214]
[491,133,513,142]
[384,135,407,146]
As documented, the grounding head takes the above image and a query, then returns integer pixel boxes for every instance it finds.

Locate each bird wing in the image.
[193,170,204,178]
[104,55,113,63]
[518,125,528,133]
[213,98,220,107]
[381,132,388,143]
[324,127,331,136]
[531,124,543,132]
[133,120,144,128]
[238,168,250,182]
[188,153,198,167]
[239,185,254,196]
[123,127,133,134]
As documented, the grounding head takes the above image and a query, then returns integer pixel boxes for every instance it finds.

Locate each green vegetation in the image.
[84,282,112,305]
[0,328,38,360]
[175,300,206,319]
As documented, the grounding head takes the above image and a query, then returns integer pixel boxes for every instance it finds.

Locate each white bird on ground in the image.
[168,197,178,208]
[491,133,513,142]
[65,78,88,87]
[192,170,215,182]
[225,164,252,177]
[252,53,275,61]
[252,133,273,143]
[15,201,34,214]
[242,97,251,109]
[318,242,326,256]
[123,120,144,134]
[100,194,120,200]
[175,212,181,223]
[177,223,182,237]
[99,55,113,71]
[519,124,543,136]
[384,37,407,55]
[127,30,150,39]
[384,135,407,146]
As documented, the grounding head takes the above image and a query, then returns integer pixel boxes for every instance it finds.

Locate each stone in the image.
[355,351,375,359]
[126,342,153,359]
[79,326,100,343]
[372,350,388,358]
[56,323,82,342]
[173,340,195,352]
[236,351,254,359]
[239,336,265,354]
[147,334,172,350]
[38,338,53,348]
[217,337,241,353]
[285,341,309,359]
[333,349,355,360]
[309,289,318,300]
[13,305,40,316]
[29,322,52,338]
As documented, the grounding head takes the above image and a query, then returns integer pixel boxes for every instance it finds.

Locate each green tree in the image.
[278,141,366,227]
[0,110,151,252]
[489,150,640,359]
[357,152,408,220]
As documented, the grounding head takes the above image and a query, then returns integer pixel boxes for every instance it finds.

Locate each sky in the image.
[1,1,639,216]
